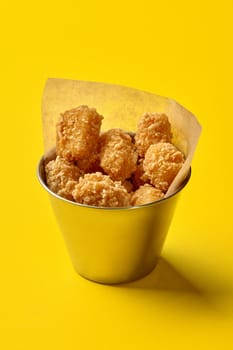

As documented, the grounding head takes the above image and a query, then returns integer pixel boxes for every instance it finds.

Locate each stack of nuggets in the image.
[45,105,185,207]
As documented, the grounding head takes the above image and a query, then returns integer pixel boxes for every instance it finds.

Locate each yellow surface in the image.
[1,0,233,349]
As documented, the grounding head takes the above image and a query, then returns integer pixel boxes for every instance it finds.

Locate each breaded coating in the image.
[99,129,137,181]
[76,151,101,173]
[61,180,79,200]
[143,142,185,192]
[72,172,130,207]
[45,156,83,200]
[131,184,164,206]
[56,105,103,161]
[135,113,172,157]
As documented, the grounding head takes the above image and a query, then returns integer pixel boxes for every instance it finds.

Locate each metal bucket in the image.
[37,154,191,284]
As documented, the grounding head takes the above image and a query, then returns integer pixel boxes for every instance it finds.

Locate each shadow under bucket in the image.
[37,154,191,285]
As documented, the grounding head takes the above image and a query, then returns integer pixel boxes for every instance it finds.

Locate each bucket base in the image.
[74,260,158,285]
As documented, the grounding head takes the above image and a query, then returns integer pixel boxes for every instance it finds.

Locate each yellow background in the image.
[1,0,233,349]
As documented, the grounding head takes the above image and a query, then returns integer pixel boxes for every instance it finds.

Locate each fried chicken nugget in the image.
[143,142,185,192]
[72,172,130,207]
[130,184,164,206]
[135,113,172,157]
[56,105,103,162]
[99,129,137,181]
[45,156,83,200]
[76,152,101,173]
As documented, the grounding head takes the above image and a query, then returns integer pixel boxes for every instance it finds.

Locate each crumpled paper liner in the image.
[42,78,201,197]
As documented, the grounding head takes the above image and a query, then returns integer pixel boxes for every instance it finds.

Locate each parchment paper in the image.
[42,78,201,197]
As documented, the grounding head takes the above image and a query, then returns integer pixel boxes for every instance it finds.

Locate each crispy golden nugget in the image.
[63,180,79,199]
[135,113,172,157]
[76,152,101,173]
[45,156,83,200]
[72,172,130,207]
[56,105,103,161]
[99,129,137,181]
[143,142,185,192]
[130,184,164,206]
